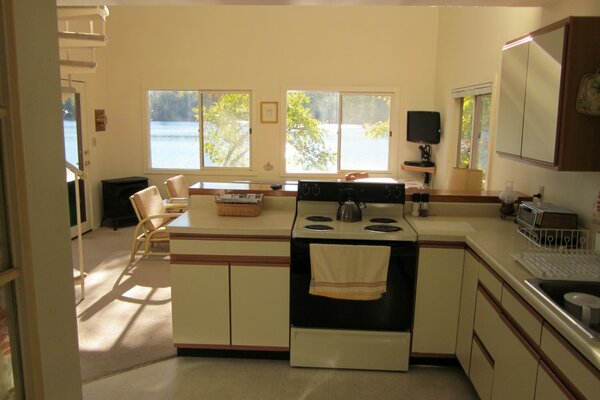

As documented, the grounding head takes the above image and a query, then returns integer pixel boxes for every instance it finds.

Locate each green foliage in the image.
[195,93,250,167]
[150,91,197,121]
[62,97,75,121]
[286,92,335,171]
[458,96,474,168]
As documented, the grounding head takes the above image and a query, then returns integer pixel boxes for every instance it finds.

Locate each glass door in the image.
[62,86,91,237]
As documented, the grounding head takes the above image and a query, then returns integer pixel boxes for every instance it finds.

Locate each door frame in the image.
[61,80,93,237]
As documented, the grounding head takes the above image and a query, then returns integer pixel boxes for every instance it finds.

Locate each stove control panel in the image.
[297,180,405,204]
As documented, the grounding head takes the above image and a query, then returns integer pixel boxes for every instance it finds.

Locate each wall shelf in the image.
[401,164,436,174]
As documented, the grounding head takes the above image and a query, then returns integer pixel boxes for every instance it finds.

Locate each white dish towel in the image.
[309,243,391,301]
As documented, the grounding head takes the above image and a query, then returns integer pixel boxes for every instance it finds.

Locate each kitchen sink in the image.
[525,279,600,339]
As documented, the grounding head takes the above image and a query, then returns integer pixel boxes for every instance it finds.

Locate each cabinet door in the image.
[491,313,539,400]
[535,361,576,400]
[470,336,494,400]
[456,250,479,373]
[411,246,464,355]
[496,39,529,156]
[230,264,290,348]
[171,263,230,345]
[521,26,565,164]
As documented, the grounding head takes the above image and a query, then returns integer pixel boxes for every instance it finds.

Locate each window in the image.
[457,93,491,185]
[148,90,251,170]
[285,90,392,174]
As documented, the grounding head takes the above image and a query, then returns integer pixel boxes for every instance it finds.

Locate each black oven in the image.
[290,237,417,332]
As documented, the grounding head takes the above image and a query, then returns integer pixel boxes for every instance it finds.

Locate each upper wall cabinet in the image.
[496,17,600,171]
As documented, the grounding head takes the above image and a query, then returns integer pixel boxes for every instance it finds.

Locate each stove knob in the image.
[383,185,392,199]
[301,184,311,197]
[312,185,321,197]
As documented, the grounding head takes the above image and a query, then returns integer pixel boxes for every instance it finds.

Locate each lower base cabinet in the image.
[459,246,598,400]
[230,264,289,347]
[412,245,464,355]
[491,313,539,400]
[172,263,230,345]
[172,262,290,349]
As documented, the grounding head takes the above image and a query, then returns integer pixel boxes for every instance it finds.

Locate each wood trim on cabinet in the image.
[418,241,466,249]
[538,360,577,400]
[169,233,290,242]
[174,343,290,352]
[472,333,495,367]
[501,284,543,348]
[171,254,290,265]
[498,311,540,361]
[477,284,503,314]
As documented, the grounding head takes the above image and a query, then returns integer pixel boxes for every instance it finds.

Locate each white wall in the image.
[72,5,442,227]
[434,2,600,228]
[73,3,600,229]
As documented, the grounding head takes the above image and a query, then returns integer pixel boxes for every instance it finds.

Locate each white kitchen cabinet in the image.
[496,17,600,170]
[496,38,529,157]
[520,26,564,164]
[455,250,479,372]
[230,264,290,347]
[170,235,291,350]
[491,313,539,400]
[411,245,464,355]
[171,263,230,345]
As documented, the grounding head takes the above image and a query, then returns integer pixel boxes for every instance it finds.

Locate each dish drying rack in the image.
[513,228,600,281]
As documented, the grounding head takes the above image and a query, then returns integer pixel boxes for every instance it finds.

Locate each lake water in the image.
[63,120,390,171]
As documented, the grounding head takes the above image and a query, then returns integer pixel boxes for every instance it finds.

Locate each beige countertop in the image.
[406,215,600,371]
[167,207,295,237]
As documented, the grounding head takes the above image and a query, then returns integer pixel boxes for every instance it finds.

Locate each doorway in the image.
[62,82,92,237]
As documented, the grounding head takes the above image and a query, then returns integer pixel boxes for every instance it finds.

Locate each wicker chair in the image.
[129,186,182,262]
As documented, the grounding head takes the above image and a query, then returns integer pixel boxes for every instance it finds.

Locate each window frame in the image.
[142,88,254,175]
[281,88,398,178]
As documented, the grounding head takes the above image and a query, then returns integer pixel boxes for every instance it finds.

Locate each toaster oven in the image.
[516,202,578,230]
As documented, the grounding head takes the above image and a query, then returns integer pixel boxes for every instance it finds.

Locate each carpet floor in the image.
[73,226,176,382]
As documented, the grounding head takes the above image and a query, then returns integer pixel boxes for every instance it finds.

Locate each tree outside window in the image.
[148,90,250,170]
[457,93,491,187]
[285,90,392,174]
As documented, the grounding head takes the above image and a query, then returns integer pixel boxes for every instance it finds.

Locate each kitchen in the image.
[3,0,600,399]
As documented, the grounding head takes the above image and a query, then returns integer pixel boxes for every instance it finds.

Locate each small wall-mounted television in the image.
[407,111,441,144]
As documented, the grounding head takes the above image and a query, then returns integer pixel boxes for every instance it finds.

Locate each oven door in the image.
[290,238,417,332]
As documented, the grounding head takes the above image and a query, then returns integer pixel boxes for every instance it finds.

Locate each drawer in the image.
[478,261,503,302]
[470,335,494,400]
[501,285,543,345]
[473,286,502,359]
[171,238,290,258]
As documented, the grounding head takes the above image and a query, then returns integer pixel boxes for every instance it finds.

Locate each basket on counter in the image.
[215,193,263,217]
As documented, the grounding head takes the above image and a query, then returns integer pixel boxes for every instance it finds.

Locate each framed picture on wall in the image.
[260,101,278,123]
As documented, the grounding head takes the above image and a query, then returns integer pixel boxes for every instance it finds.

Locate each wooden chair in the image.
[129,186,182,262]
[164,174,189,199]
[163,174,189,211]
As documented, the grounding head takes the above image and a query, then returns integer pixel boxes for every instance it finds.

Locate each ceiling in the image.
[56,0,561,7]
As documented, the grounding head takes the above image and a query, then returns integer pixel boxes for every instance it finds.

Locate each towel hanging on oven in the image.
[309,244,391,301]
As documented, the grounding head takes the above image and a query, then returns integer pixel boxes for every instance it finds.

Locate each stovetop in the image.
[292,201,417,241]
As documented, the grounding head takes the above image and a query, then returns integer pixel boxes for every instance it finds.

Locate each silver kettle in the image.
[336,188,364,222]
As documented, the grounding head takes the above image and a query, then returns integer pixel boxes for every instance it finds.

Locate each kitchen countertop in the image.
[167,207,295,237]
[406,215,600,371]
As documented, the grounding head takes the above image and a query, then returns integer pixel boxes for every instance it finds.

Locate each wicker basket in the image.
[215,201,263,217]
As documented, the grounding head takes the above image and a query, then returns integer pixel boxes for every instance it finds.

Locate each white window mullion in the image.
[198,91,204,168]
[337,93,343,172]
